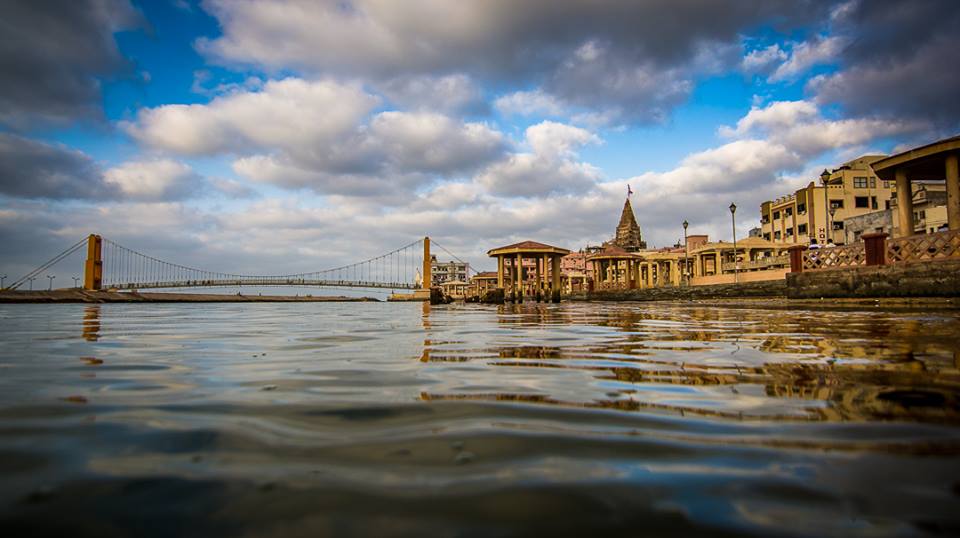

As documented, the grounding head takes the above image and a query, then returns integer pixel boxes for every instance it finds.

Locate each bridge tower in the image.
[422,236,431,290]
[83,234,103,291]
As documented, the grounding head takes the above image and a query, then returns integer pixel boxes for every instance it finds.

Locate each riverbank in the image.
[0,289,379,303]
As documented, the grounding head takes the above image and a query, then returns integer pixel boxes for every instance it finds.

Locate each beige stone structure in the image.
[604,197,646,251]
[469,271,498,297]
[487,240,570,300]
[872,135,960,238]
[761,155,891,246]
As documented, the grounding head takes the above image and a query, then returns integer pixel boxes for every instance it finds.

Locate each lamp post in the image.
[682,220,689,286]
[729,203,738,284]
[1,275,6,290]
[28,277,36,290]
[821,169,831,245]
[47,275,55,291]
[829,206,837,245]
[72,277,80,288]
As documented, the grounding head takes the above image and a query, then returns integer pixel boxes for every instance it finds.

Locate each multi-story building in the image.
[430,256,469,284]
[844,183,948,243]
[760,155,892,246]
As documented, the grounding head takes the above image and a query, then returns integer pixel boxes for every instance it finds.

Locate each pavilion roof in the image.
[872,135,960,181]
[587,244,640,261]
[487,240,571,257]
[472,271,498,280]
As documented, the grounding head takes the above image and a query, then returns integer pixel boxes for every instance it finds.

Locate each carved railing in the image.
[722,254,790,272]
[887,229,960,263]
[801,243,865,271]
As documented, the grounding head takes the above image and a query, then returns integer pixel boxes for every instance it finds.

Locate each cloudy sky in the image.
[2,0,958,285]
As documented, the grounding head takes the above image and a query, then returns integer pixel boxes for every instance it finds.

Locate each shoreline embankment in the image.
[0,290,379,303]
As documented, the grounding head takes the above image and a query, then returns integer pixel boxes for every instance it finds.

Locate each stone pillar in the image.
[895,168,914,238]
[534,255,541,299]
[946,154,959,231]
[862,232,887,266]
[497,256,504,288]
[551,255,561,302]
[788,244,806,273]
[627,259,634,289]
[515,253,523,298]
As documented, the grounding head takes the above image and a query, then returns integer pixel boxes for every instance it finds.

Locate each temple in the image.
[604,196,646,251]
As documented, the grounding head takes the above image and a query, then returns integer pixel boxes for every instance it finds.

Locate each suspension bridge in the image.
[5,234,466,295]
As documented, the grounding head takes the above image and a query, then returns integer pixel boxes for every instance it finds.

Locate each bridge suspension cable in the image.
[98,236,425,291]
[6,237,88,291]
[7,235,473,293]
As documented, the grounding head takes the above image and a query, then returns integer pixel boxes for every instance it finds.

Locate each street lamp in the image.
[28,277,36,290]
[821,169,832,245]
[47,275,55,291]
[682,220,689,286]
[729,203,738,284]
[72,277,80,288]
[829,206,837,245]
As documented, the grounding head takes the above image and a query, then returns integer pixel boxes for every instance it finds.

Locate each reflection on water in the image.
[1,301,959,536]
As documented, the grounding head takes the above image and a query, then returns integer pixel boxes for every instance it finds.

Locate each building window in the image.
[786,227,794,236]
[869,177,876,188]
[885,200,891,210]
[774,231,781,240]
[798,223,808,234]
[854,177,868,188]
[883,180,890,188]
[797,203,806,214]
[832,220,844,230]
[830,199,844,209]
[870,197,877,209]
[785,207,793,216]
[855,196,869,208]
[761,214,769,224]
[772,210,780,220]
[763,233,771,241]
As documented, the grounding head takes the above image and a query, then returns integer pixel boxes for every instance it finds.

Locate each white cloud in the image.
[719,100,926,154]
[741,44,787,74]
[378,73,486,114]
[478,121,600,197]
[103,159,202,201]
[495,89,566,117]
[125,78,379,155]
[127,78,507,196]
[768,36,847,82]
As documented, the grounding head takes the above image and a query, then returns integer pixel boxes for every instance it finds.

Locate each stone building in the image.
[604,197,647,251]
[760,155,892,246]
[430,256,469,284]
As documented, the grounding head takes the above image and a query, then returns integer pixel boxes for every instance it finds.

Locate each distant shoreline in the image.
[0,290,379,303]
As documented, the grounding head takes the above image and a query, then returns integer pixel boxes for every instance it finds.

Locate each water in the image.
[1,301,959,536]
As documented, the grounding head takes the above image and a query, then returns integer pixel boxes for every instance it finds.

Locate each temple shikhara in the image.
[604,196,647,251]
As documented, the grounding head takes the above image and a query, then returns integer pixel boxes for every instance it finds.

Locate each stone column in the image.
[895,168,914,237]
[515,253,523,298]
[946,154,959,231]
[497,256,504,288]
[534,255,541,299]
[551,256,561,299]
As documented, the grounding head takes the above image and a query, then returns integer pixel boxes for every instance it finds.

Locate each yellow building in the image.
[760,155,891,246]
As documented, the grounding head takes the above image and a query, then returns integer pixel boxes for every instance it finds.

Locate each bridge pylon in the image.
[83,234,103,291]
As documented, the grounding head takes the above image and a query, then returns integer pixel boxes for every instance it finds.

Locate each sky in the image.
[2,0,959,288]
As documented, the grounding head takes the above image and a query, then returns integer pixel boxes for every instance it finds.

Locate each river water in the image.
[1,300,958,536]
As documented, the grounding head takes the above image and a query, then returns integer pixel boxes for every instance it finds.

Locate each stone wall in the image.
[786,258,960,298]
[573,279,786,301]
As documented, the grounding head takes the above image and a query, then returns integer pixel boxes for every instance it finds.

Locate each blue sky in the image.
[2,0,958,284]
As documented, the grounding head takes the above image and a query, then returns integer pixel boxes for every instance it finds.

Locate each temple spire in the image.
[607,195,646,251]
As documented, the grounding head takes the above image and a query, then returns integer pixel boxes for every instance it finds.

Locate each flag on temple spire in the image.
[627,184,633,196]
